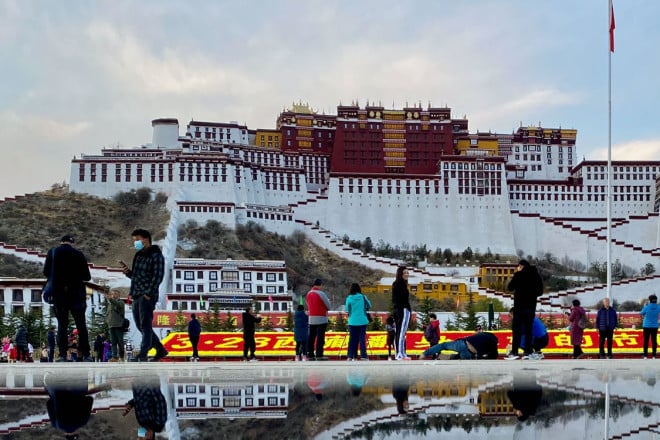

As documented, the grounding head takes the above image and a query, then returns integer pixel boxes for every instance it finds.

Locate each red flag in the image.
[609,1,615,52]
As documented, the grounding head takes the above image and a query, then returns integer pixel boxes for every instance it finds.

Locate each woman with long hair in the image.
[392,266,411,360]
[345,283,372,360]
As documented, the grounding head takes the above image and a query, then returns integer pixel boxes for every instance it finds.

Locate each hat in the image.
[517,259,530,267]
[60,234,75,243]
[312,278,323,286]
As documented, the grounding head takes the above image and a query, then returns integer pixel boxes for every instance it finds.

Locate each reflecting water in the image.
[0,360,658,439]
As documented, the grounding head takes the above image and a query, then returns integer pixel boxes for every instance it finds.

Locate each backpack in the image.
[577,313,588,329]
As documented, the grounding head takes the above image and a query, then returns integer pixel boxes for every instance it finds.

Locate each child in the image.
[425,313,441,347]
[385,315,396,361]
[293,304,309,361]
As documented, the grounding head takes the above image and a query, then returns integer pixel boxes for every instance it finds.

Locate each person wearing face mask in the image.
[120,228,168,362]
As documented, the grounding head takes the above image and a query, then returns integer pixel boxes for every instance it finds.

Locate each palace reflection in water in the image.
[0,360,658,439]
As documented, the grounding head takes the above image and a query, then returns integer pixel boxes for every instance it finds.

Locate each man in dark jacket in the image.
[242,306,262,362]
[43,234,93,362]
[506,259,543,360]
[120,228,168,362]
[596,297,618,359]
[187,313,202,361]
[123,375,168,439]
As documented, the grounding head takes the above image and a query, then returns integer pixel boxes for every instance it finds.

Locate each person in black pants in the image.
[43,235,93,362]
[506,259,543,360]
[596,297,618,359]
[391,266,412,360]
[242,306,262,362]
[187,313,202,361]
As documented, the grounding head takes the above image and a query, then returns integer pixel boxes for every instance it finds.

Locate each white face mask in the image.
[134,240,145,251]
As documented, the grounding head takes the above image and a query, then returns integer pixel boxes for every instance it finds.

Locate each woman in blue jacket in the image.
[640,294,660,359]
[345,283,372,361]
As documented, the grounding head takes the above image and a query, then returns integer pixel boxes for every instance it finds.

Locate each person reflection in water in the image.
[392,375,410,414]
[45,372,110,439]
[506,375,543,422]
[123,375,168,439]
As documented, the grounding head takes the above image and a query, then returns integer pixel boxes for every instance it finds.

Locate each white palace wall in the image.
[322,177,516,256]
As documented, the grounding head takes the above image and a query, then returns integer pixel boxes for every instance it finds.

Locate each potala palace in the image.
[69,102,660,274]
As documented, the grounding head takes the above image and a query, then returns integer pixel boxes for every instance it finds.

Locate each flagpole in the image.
[606,0,613,302]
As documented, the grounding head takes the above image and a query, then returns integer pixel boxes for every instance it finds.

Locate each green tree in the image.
[332,313,348,332]
[368,315,384,331]
[173,308,188,332]
[461,247,473,261]
[222,311,237,331]
[283,310,294,331]
[202,306,223,332]
[641,263,656,276]
[463,293,479,331]
[418,297,435,328]
[443,248,454,263]
[259,315,274,331]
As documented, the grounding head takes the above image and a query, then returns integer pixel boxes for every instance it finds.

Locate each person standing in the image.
[596,297,618,359]
[119,228,168,362]
[242,306,262,362]
[345,283,371,361]
[640,294,660,359]
[43,234,93,362]
[509,308,549,360]
[392,266,412,360]
[568,299,587,359]
[424,313,441,348]
[14,324,29,362]
[187,313,202,362]
[94,333,105,362]
[306,278,331,360]
[47,326,56,362]
[505,259,543,360]
[293,304,309,361]
[104,289,126,362]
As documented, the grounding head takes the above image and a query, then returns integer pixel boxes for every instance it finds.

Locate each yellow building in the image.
[455,132,500,156]
[254,129,281,149]
[363,279,473,304]
[478,263,517,290]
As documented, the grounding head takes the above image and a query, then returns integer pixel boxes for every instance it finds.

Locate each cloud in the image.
[591,139,660,161]
[84,21,268,96]
[1,111,90,141]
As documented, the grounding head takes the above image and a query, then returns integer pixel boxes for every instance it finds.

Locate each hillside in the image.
[0,185,169,269]
[0,187,388,308]
[177,220,388,307]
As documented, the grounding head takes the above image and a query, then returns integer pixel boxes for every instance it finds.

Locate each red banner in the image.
[156,330,655,358]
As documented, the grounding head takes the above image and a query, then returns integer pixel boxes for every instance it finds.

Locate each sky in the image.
[1,0,659,199]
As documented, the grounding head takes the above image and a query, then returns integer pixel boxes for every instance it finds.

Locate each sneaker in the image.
[396,356,412,361]
[82,356,94,362]
[109,358,120,363]
[302,355,308,362]
[359,357,369,361]
[316,356,329,361]
[418,354,433,360]
[347,358,355,362]
[249,358,259,362]
[521,354,530,360]
[504,354,520,360]
[242,358,249,362]
[55,357,68,363]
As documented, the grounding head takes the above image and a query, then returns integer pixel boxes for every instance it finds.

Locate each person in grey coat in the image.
[104,289,126,362]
